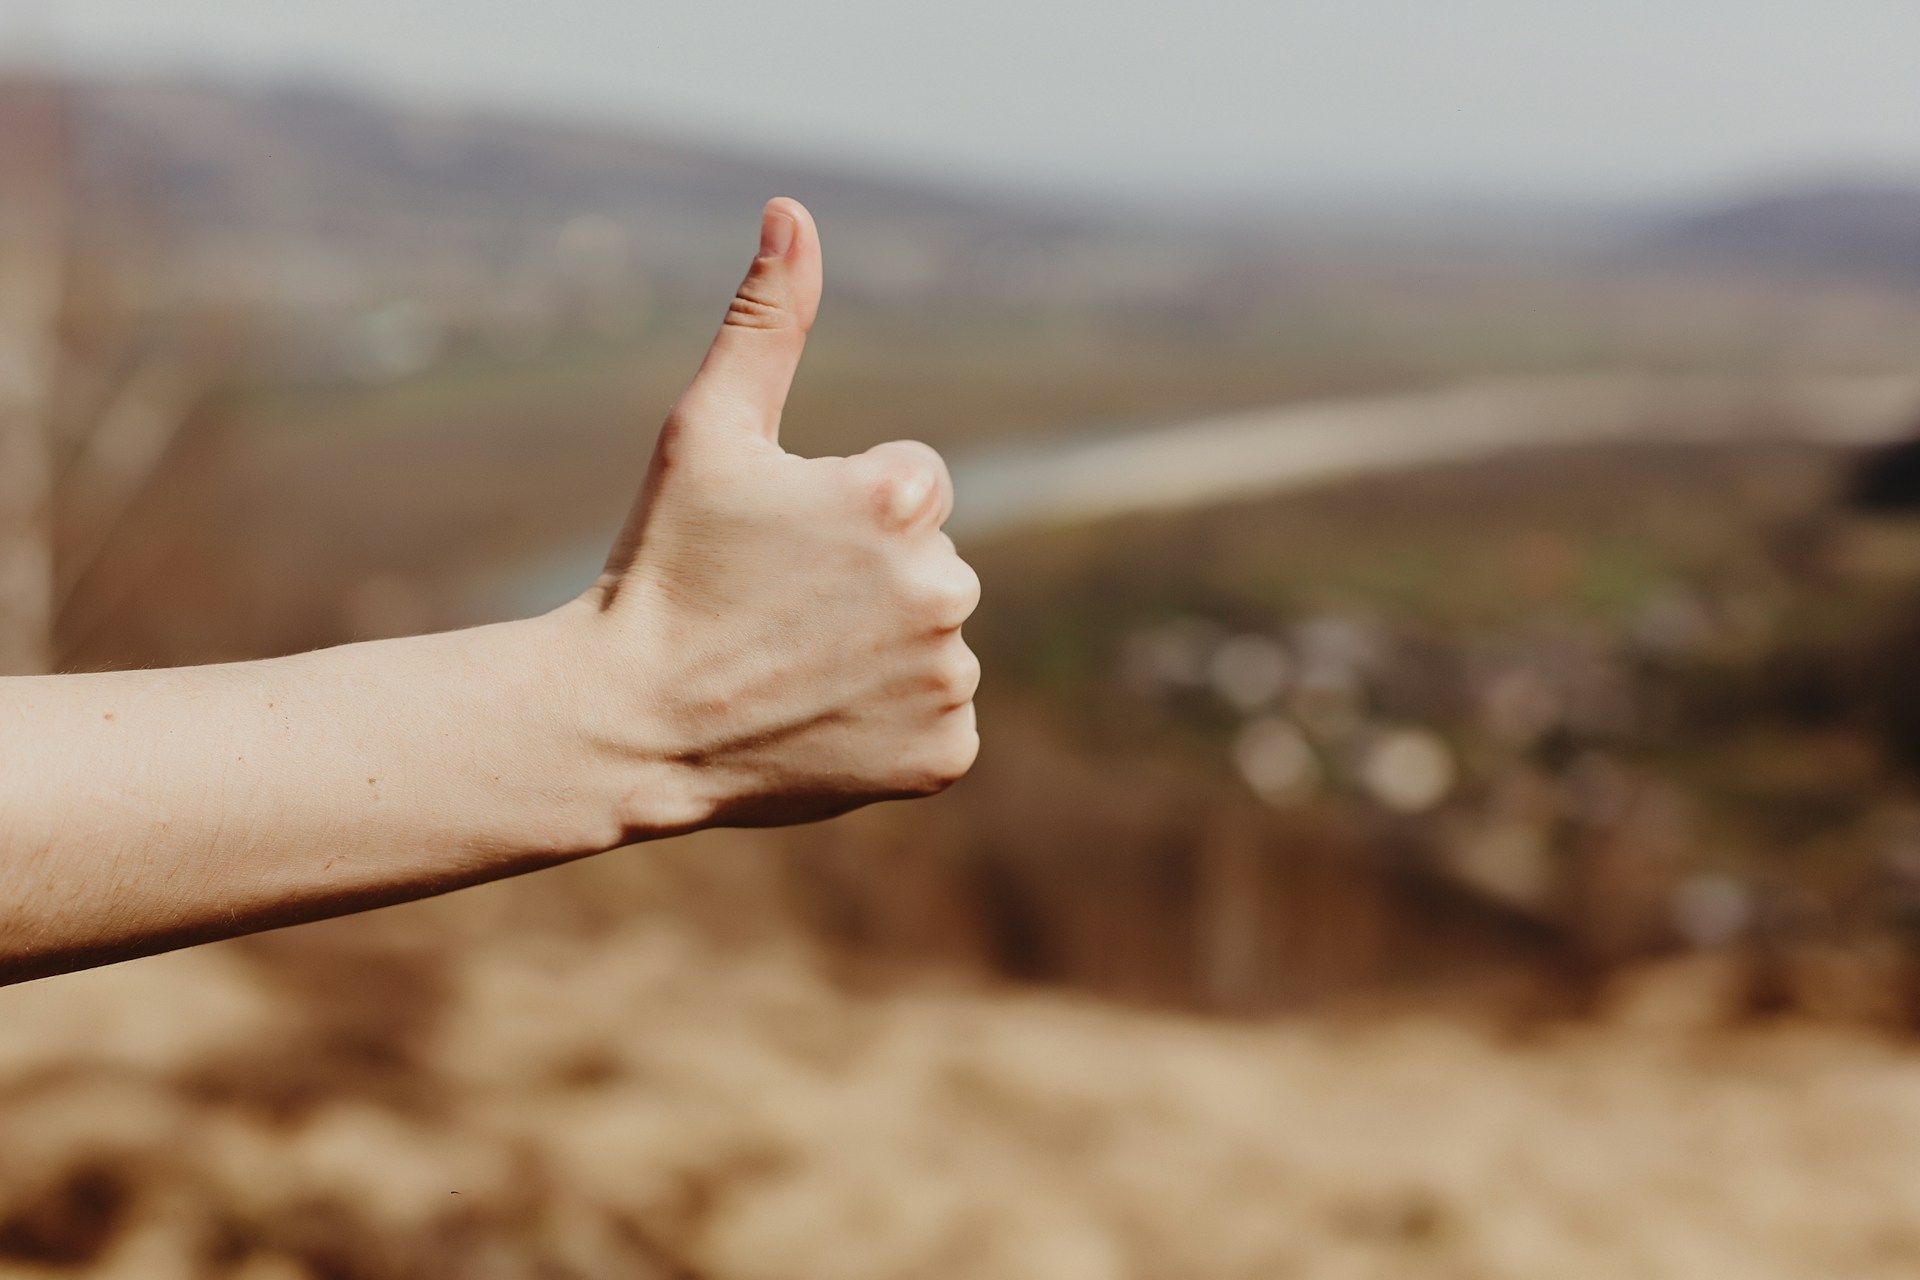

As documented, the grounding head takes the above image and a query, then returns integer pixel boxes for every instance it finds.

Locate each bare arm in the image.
[0,199,981,984]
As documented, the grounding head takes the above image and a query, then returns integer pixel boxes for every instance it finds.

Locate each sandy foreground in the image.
[3,887,1920,1280]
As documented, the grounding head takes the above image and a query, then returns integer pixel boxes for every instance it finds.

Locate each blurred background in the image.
[6,2,1920,1276]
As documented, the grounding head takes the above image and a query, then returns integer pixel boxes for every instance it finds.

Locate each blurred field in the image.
[9,874,1920,1280]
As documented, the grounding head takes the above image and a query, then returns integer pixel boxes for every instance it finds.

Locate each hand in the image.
[567,198,982,833]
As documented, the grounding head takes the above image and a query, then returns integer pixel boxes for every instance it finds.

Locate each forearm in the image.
[0,607,649,983]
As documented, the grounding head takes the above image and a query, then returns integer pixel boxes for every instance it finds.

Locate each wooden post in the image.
[0,75,68,673]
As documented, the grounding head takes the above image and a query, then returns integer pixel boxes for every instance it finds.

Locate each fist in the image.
[578,199,980,832]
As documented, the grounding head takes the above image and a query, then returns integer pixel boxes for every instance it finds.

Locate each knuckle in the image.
[932,646,983,704]
[912,561,980,629]
[858,441,948,529]
[900,565,976,630]
[938,561,983,623]
[900,726,979,794]
[724,294,789,331]
[937,723,982,781]
[868,469,932,527]
[652,409,706,474]
[722,271,797,331]
[890,439,950,482]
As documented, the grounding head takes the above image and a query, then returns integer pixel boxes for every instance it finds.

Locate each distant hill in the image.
[1641,181,1920,287]
[57,76,1254,329]
[71,77,1034,241]
[53,73,1916,387]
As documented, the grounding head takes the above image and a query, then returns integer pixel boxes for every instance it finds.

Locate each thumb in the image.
[673,197,822,445]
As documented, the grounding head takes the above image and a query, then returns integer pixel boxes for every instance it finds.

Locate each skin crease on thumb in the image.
[671,197,823,444]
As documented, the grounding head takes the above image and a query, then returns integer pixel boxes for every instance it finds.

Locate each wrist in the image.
[525,598,718,850]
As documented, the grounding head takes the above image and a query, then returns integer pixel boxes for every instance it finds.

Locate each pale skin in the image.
[0,198,981,985]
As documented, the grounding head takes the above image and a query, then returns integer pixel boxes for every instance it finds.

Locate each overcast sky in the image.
[15,1,1920,208]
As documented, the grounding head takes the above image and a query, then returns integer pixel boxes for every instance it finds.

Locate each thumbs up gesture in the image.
[573,199,981,833]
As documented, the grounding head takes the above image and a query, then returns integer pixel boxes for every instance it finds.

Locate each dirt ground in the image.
[4,843,1920,1280]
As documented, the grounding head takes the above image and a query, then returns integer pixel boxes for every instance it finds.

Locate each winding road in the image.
[481,370,1920,616]
[945,370,1920,539]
